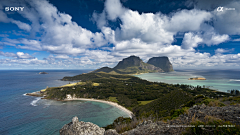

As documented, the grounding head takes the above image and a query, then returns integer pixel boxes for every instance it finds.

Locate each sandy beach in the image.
[64,98,133,118]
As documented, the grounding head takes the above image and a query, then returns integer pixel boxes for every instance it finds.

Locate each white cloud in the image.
[11,20,31,31]
[0,51,35,59]
[55,54,70,59]
[165,9,212,32]
[115,10,174,44]
[232,38,240,42]
[42,44,85,55]
[181,32,203,49]
[105,0,126,20]
[92,11,107,29]
[215,48,234,54]
[16,52,35,59]
[0,51,17,58]
[181,28,229,49]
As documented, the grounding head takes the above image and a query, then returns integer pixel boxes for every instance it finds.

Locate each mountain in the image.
[147,56,174,72]
[92,55,164,74]
[114,55,163,74]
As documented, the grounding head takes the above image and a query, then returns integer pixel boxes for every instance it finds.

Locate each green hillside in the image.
[133,90,193,118]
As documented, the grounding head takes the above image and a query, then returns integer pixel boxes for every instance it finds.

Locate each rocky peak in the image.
[147,56,173,72]
[114,55,142,69]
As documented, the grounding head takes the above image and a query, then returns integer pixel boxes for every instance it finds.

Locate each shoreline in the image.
[64,98,134,118]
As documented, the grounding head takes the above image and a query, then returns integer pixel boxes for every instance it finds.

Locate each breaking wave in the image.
[229,79,240,82]
[30,97,41,106]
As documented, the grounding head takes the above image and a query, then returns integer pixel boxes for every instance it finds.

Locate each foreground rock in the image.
[60,104,240,135]
[60,116,105,135]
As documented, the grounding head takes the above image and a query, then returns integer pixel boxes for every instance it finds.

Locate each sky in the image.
[0,0,240,70]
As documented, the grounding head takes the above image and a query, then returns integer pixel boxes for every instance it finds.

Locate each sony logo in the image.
[5,7,24,11]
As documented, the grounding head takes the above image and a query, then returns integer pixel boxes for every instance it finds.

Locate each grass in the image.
[109,97,118,103]
[138,100,154,105]
[61,82,78,87]
[92,83,100,86]
[60,82,87,87]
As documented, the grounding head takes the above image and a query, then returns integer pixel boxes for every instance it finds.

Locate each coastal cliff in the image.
[147,56,174,72]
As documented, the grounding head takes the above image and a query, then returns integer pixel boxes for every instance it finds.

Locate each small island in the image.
[39,72,48,74]
[188,77,206,80]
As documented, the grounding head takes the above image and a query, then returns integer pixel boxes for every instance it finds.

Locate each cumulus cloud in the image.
[165,9,212,32]
[181,32,203,49]
[92,11,107,29]
[11,20,31,31]
[55,54,70,59]
[105,0,126,20]
[233,38,240,41]
[181,31,229,49]
[1,0,240,69]
[16,52,35,59]
[215,48,234,54]
[0,51,35,59]
[0,51,17,58]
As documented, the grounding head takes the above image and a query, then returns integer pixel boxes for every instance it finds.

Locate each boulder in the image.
[60,116,105,135]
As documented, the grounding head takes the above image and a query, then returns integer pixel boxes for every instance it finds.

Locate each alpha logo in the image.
[5,7,24,11]
[217,6,235,12]
[217,7,224,12]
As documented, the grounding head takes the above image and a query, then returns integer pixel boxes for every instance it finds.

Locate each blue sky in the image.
[0,0,240,69]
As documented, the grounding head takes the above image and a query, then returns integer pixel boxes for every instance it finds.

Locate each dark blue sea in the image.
[0,70,129,135]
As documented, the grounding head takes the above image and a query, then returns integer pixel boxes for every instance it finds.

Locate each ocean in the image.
[135,69,240,92]
[0,70,129,135]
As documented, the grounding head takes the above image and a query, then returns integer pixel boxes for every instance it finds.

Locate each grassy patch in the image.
[92,83,100,86]
[61,82,78,87]
[109,97,118,103]
[138,100,154,105]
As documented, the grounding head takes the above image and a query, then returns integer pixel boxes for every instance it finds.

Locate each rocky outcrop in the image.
[60,104,240,135]
[147,56,173,72]
[39,72,48,74]
[60,116,105,135]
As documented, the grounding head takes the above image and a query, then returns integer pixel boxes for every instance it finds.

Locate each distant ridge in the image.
[92,55,173,74]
